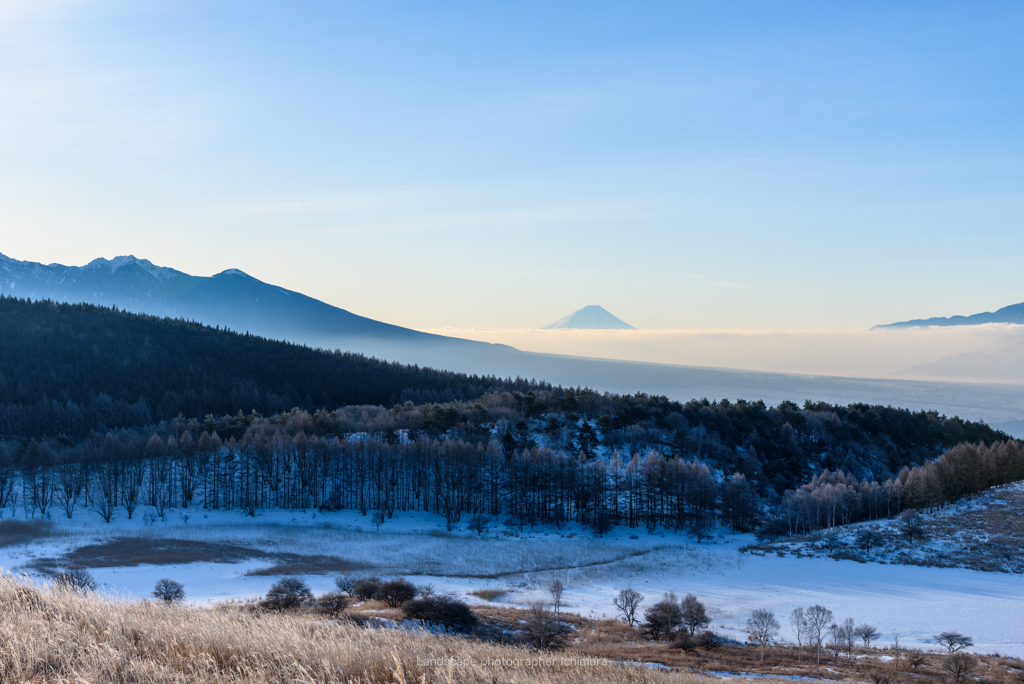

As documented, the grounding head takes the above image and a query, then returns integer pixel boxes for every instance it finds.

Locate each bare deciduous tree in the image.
[613,588,643,628]
[900,509,925,545]
[548,578,565,614]
[935,632,973,653]
[745,608,780,663]
[790,607,807,662]
[855,623,880,647]
[468,512,489,535]
[805,605,833,666]
[643,592,683,641]
[829,618,856,662]
[153,578,185,604]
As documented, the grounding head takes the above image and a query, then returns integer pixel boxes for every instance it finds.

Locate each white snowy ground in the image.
[2,507,1021,659]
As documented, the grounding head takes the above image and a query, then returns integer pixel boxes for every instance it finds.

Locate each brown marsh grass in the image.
[0,518,60,547]
[468,588,510,602]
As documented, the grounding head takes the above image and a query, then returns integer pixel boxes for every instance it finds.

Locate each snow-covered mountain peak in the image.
[84,255,180,282]
[542,305,635,330]
[215,268,251,278]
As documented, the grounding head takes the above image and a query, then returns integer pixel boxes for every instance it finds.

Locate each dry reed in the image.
[0,575,715,684]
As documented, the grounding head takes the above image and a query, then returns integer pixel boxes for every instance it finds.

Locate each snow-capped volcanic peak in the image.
[542,305,635,330]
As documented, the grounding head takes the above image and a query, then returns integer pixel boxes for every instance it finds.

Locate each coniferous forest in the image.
[0,296,1017,537]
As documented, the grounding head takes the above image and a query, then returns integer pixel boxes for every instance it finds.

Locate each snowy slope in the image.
[3,508,1020,658]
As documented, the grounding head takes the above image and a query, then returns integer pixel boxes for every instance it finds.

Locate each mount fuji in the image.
[542,305,635,330]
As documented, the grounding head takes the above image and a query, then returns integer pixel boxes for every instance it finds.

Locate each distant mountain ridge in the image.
[543,305,635,330]
[0,253,495,353]
[874,301,1024,329]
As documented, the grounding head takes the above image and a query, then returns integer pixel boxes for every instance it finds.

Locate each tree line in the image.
[2,411,1017,536]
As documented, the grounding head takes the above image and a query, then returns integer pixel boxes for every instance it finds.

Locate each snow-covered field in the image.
[3,507,1021,658]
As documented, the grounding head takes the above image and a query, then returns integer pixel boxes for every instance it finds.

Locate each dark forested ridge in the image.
[0,296,541,438]
[0,296,1016,536]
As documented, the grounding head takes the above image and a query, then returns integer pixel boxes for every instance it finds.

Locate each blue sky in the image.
[1,1,1022,330]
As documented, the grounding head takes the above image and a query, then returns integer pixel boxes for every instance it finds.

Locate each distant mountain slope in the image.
[0,253,496,353]
[542,305,635,330]
[874,301,1024,329]
[0,297,541,437]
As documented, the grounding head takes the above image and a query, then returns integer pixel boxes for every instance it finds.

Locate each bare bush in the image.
[351,577,383,601]
[402,594,477,634]
[263,577,312,611]
[699,630,723,651]
[379,578,417,607]
[53,568,95,593]
[671,631,697,653]
[317,591,349,618]
[643,592,682,641]
[522,602,572,650]
[943,652,977,683]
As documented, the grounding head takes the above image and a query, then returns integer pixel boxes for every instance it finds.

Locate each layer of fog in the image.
[422,324,1024,384]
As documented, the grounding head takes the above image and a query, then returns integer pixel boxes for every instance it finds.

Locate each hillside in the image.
[750,481,1024,574]
[0,296,541,438]
[0,253,500,354]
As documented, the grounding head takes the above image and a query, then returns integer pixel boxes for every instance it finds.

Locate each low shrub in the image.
[263,577,312,611]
